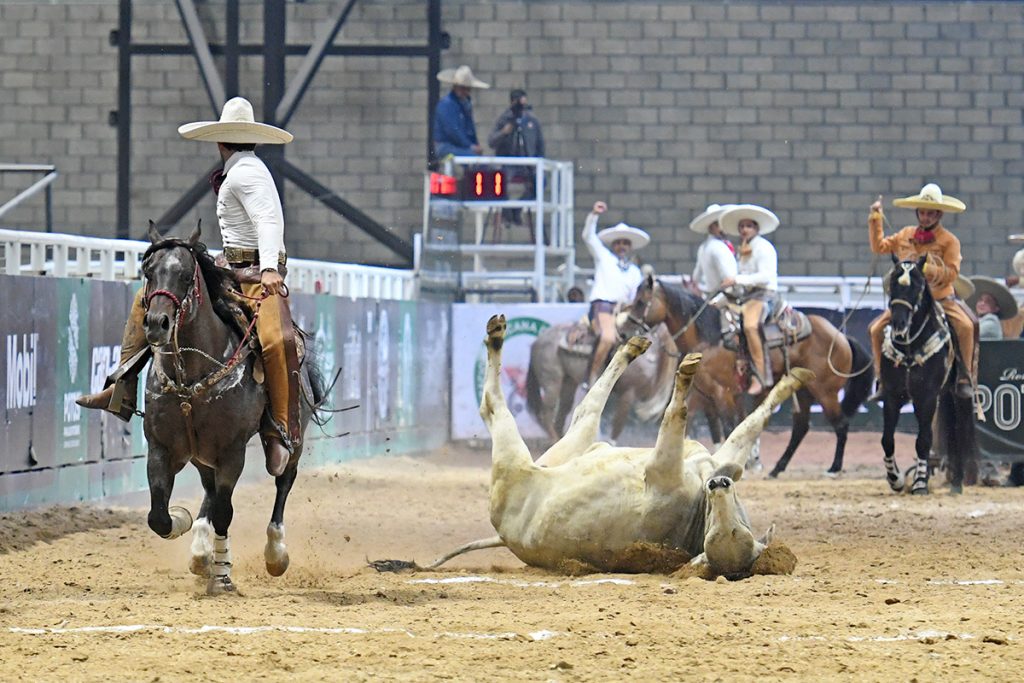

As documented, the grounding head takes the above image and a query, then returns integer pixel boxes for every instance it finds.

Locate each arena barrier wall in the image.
[450,304,1024,464]
[0,275,450,512]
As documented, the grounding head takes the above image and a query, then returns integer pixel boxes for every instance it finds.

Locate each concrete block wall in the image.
[1,0,1022,278]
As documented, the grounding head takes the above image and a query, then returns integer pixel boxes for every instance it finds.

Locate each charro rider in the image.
[718,204,781,396]
[867,184,977,397]
[582,200,649,386]
[78,96,300,477]
[690,203,737,295]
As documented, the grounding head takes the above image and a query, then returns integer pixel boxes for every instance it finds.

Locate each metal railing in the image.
[0,228,414,301]
[0,164,58,232]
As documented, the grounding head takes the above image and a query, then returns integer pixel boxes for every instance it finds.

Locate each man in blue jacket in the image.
[433,65,490,159]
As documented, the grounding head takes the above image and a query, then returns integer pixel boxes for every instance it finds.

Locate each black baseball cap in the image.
[510,89,527,102]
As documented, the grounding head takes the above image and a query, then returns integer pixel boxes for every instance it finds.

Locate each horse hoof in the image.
[206,576,237,596]
[767,470,781,479]
[911,483,929,495]
[823,470,840,479]
[163,506,193,540]
[949,483,963,495]
[189,554,211,577]
[266,554,290,577]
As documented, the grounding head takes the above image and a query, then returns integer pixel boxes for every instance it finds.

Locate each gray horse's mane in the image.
[657,280,722,345]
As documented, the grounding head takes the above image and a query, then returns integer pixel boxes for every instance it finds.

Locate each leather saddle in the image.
[721,297,811,352]
[558,319,597,356]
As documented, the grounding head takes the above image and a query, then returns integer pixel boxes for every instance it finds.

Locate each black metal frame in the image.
[113,0,446,265]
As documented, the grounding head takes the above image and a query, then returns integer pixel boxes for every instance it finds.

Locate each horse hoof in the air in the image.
[264,523,290,577]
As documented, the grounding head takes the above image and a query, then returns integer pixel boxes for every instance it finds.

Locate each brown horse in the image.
[525,320,676,444]
[622,276,874,476]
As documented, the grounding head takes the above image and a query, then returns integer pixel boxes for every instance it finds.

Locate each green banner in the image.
[54,279,92,465]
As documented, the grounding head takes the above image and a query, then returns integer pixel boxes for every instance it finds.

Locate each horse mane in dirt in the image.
[657,280,722,344]
[143,238,246,339]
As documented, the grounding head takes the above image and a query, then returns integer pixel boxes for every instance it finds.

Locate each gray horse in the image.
[141,223,325,594]
[525,320,676,443]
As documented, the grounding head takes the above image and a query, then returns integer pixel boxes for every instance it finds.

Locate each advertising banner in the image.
[451,303,588,440]
[0,276,39,473]
[54,277,92,466]
[976,340,1024,463]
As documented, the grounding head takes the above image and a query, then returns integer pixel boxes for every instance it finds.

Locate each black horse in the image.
[141,222,325,593]
[879,256,974,495]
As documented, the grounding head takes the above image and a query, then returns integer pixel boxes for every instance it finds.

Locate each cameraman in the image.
[489,89,545,225]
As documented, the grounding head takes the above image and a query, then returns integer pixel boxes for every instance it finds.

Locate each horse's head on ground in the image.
[141,221,236,347]
[887,255,930,342]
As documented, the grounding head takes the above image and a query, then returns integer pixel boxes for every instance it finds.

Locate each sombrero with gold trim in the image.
[892,183,965,214]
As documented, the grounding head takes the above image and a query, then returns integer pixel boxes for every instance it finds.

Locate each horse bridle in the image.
[888,271,929,344]
[142,251,203,335]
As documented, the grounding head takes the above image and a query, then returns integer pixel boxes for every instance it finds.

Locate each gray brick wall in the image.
[1,0,1023,279]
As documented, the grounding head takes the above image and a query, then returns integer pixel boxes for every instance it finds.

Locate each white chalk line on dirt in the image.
[780,630,982,643]
[875,579,1024,586]
[407,576,634,588]
[6,624,565,641]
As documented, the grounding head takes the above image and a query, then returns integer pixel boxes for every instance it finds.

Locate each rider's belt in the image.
[223,247,287,267]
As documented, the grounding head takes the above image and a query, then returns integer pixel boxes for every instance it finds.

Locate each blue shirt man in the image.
[433,65,490,158]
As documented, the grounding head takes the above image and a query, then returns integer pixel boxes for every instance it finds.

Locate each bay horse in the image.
[879,257,974,495]
[141,222,325,593]
[525,320,676,443]
[623,276,874,476]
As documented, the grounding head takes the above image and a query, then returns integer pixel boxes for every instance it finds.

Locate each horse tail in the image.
[841,336,874,419]
[526,352,545,420]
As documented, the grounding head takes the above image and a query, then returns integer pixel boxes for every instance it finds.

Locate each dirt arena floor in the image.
[2,430,1022,681]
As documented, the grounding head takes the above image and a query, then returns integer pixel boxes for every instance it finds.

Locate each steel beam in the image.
[276,0,360,128]
[115,0,132,238]
[427,0,442,164]
[129,43,432,57]
[280,160,413,265]
[261,0,287,198]
[225,0,240,98]
[175,0,226,113]
[153,162,221,234]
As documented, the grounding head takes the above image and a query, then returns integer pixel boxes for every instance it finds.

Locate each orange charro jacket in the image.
[869,208,961,300]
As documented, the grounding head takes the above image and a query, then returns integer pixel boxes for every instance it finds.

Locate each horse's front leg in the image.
[188,462,218,577]
[146,446,193,539]
[909,388,939,496]
[265,457,300,577]
[206,452,244,595]
[881,387,906,492]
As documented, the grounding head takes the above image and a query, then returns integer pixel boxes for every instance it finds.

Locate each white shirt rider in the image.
[734,234,778,292]
[217,150,286,273]
[694,235,738,293]
[583,213,643,304]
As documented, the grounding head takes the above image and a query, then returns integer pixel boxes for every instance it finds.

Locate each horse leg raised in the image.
[265,459,300,576]
[480,315,534,474]
[608,388,633,445]
[881,391,906,492]
[536,334,651,466]
[146,446,192,540]
[768,389,812,478]
[205,453,244,595]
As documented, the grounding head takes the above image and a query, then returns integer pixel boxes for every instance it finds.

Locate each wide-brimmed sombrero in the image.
[966,276,1019,319]
[719,204,780,236]
[892,183,965,214]
[688,203,733,234]
[1013,249,1024,278]
[597,222,650,250]
[436,65,490,89]
[1008,234,1024,244]
[178,97,293,145]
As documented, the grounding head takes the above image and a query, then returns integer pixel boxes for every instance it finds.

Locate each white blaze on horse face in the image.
[898,263,913,287]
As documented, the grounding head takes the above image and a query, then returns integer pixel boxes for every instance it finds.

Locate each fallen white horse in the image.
[429,314,812,577]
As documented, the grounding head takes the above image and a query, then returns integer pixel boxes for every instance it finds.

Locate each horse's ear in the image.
[645,273,655,289]
[890,253,899,266]
[916,254,928,269]
[187,219,202,246]
[148,220,162,244]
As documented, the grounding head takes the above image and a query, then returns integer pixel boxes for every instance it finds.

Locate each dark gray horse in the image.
[141,223,325,594]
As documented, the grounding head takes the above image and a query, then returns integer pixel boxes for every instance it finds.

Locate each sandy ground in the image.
[1,430,1023,682]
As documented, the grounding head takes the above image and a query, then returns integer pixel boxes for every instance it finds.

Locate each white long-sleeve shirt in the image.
[583,213,643,304]
[692,235,738,293]
[216,151,286,273]
[735,234,778,291]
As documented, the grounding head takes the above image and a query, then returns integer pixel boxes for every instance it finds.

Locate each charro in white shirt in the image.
[735,234,778,292]
[693,236,738,293]
[216,151,286,273]
[583,213,643,304]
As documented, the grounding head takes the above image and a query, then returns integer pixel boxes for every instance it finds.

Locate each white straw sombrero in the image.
[436,65,490,89]
[688,203,733,234]
[719,204,780,237]
[892,183,965,214]
[597,222,650,250]
[178,97,293,145]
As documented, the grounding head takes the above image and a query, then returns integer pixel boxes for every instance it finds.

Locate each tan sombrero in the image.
[688,203,733,234]
[892,183,965,214]
[966,276,1019,319]
[436,65,490,89]
[1008,234,1024,244]
[178,97,293,145]
[597,222,650,250]
[1013,249,1024,278]
[719,204,780,236]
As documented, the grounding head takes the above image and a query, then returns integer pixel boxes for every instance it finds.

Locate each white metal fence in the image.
[0,228,415,301]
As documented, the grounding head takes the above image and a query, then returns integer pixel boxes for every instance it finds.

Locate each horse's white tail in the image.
[424,536,505,570]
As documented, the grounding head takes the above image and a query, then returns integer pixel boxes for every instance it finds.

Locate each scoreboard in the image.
[430,168,506,201]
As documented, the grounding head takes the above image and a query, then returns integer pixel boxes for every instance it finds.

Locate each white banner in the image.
[451,303,588,440]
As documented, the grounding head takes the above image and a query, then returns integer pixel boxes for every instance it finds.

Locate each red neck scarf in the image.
[913,227,936,244]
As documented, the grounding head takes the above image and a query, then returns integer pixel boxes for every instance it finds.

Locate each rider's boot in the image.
[262,435,291,477]
[76,291,149,421]
[746,341,767,396]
